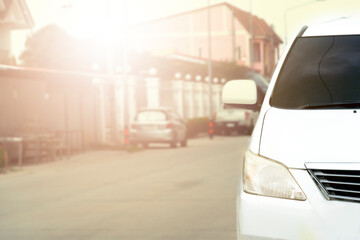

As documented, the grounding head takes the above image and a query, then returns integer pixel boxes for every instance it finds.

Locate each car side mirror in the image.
[222,79,257,105]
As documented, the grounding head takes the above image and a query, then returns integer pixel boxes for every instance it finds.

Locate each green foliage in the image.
[127,144,143,153]
[20,24,75,70]
[0,148,9,171]
[186,117,210,138]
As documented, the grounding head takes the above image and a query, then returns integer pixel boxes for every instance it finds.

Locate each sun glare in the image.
[63,0,148,52]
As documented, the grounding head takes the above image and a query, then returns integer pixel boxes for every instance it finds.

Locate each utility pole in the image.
[61,3,72,33]
[207,0,214,139]
[107,0,117,144]
[122,0,130,148]
[249,0,254,75]
[231,7,236,62]
[270,24,275,76]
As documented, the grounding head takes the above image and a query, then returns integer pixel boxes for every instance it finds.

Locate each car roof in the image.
[303,16,360,37]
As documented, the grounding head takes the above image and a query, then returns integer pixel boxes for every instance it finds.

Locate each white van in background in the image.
[213,103,257,135]
[214,75,268,135]
[223,18,360,239]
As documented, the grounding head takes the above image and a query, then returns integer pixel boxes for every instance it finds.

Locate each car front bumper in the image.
[237,169,360,240]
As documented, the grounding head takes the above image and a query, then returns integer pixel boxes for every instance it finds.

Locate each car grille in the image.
[308,169,360,202]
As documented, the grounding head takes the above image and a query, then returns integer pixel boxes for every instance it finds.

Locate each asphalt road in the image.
[0,136,249,240]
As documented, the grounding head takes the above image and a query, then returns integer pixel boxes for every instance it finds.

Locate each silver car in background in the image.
[130,108,187,148]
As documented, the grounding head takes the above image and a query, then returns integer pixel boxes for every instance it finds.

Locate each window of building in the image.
[198,48,202,58]
[254,43,261,62]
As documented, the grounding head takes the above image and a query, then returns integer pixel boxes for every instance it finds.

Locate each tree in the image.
[20,24,83,71]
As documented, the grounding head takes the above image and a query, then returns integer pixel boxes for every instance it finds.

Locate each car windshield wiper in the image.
[298,101,360,109]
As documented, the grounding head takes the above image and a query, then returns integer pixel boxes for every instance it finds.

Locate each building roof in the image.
[224,3,282,43]
[137,2,282,44]
[0,0,34,29]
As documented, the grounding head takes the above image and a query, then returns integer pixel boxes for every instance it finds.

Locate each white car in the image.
[214,104,257,135]
[223,18,360,240]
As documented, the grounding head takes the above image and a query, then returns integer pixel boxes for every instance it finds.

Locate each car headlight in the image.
[243,150,306,201]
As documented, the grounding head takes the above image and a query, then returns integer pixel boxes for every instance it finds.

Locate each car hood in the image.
[259,107,360,169]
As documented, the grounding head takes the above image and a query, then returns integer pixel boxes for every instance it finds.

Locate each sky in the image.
[11,0,360,59]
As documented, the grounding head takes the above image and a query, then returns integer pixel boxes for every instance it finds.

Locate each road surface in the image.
[0,136,249,240]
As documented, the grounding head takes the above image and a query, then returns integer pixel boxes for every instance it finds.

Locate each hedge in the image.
[186,117,210,138]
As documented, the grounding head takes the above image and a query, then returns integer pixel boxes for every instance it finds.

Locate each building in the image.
[0,0,34,64]
[0,1,273,148]
[0,62,223,149]
[132,2,282,77]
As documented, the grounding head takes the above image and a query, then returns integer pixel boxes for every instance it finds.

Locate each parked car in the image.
[130,108,187,148]
[214,103,257,135]
[223,18,360,240]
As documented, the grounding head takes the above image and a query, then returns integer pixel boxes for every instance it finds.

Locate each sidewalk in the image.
[0,150,127,179]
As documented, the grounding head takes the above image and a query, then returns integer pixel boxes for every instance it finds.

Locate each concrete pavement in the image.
[0,136,249,240]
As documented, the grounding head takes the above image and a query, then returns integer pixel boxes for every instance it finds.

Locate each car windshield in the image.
[271,35,360,109]
[136,111,167,122]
